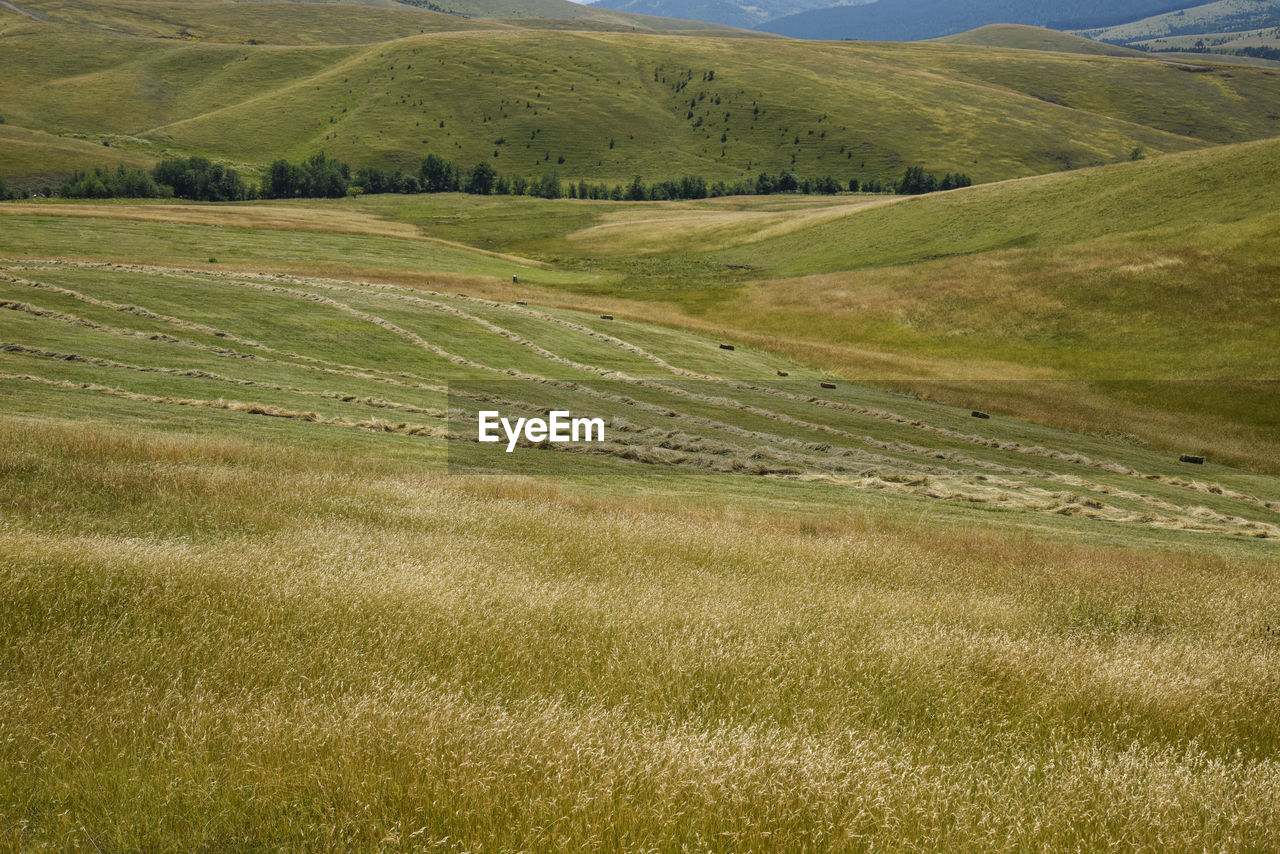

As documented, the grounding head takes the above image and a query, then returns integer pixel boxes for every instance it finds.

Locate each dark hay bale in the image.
[971,411,990,419]
[515,300,526,305]
[600,314,614,320]
[1179,454,1205,465]
[720,344,735,351]
[820,382,836,389]
[777,370,789,377]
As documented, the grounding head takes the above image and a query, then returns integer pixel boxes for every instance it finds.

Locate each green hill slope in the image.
[6,15,1280,187]
[14,0,746,38]
[2,136,1277,469]
[317,138,1277,468]
[936,23,1147,55]
[1078,0,1280,42]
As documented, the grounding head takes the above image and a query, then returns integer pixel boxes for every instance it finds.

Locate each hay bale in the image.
[820,382,836,389]
[971,411,990,419]
[1179,454,1205,465]
[515,300,527,305]
[719,344,735,351]
[600,314,614,320]
[777,370,789,377]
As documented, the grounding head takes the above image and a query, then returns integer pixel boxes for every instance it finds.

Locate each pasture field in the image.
[6,131,1276,471]
[1,229,1279,849]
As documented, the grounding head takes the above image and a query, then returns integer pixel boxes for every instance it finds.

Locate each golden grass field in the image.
[3,418,1279,851]
[0,239,1276,849]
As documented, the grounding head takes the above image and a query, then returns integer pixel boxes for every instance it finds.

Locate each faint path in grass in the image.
[0,0,44,21]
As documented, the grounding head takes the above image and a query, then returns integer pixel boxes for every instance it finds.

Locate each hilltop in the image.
[936,24,1147,56]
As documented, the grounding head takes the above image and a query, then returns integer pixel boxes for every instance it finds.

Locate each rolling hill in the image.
[5,4,1280,191]
[935,24,1148,55]
[758,0,1207,41]
[3,134,1278,470]
[588,0,871,29]
[5,2,1280,845]
[1078,0,1280,42]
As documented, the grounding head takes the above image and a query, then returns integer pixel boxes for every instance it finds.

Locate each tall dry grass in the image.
[3,418,1279,851]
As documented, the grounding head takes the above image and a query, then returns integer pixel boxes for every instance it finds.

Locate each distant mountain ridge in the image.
[1076,0,1280,42]
[588,0,1210,40]
[586,0,868,29]
[760,0,1209,41]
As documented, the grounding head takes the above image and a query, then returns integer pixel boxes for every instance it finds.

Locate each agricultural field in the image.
[2,186,1279,849]
[3,0,1280,849]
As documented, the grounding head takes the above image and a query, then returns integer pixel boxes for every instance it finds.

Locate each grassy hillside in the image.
[1079,0,1280,42]
[5,6,1280,187]
[15,0,746,37]
[0,124,158,192]
[2,135,1278,471]
[1135,25,1280,50]
[7,0,500,43]
[334,138,1278,469]
[5,4,1279,848]
[2,249,1279,849]
[759,0,1206,41]
[936,23,1148,55]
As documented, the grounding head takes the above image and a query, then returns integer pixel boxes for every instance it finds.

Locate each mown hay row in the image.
[0,371,446,438]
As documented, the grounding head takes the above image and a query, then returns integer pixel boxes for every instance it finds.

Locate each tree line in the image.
[47,153,969,202]
[59,157,252,201]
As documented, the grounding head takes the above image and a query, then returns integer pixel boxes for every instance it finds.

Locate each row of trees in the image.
[47,153,969,202]
[60,157,251,201]
[895,166,972,195]
[411,154,909,200]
